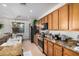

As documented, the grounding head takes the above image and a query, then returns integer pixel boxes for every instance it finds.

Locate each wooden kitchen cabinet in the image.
[63,48,79,56]
[40,19,42,25]
[69,4,79,30]
[41,18,44,24]
[59,4,69,30]
[39,19,42,25]
[38,3,79,31]
[54,44,63,56]
[48,13,53,30]
[44,38,48,55]
[43,38,79,56]
[48,41,54,56]
[44,16,48,23]
[52,10,59,30]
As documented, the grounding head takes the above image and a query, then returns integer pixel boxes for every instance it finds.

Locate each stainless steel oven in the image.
[38,32,45,52]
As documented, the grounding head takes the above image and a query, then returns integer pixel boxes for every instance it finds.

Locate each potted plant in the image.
[32,19,37,25]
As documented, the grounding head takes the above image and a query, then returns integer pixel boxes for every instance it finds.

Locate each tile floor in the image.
[22,39,45,56]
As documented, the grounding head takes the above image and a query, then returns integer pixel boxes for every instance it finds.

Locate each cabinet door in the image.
[69,4,79,30]
[48,41,54,56]
[52,10,59,30]
[54,44,63,56]
[44,39,48,55]
[59,4,69,30]
[48,13,53,30]
[41,18,44,24]
[63,48,79,56]
[39,20,41,25]
[41,18,43,24]
[45,16,48,23]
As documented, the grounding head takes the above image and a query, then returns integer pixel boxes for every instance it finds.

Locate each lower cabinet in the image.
[48,41,54,56]
[44,39,48,55]
[44,39,79,56]
[63,48,79,56]
[54,44,63,56]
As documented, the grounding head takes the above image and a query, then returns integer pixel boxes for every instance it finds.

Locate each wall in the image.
[0,18,30,39]
[49,31,79,41]
[38,3,66,19]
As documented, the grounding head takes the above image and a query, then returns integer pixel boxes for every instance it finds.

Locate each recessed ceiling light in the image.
[30,10,32,13]
[2,4,7,7]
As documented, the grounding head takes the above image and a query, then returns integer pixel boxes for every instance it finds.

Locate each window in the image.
[12,22,24,33]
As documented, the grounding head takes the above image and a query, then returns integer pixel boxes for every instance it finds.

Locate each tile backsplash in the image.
[49,31,79,41]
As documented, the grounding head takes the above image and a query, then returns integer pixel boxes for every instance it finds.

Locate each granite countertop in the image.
[0,43,22,56]
[0,33,12,38]
[0,34,7,39]
[45,36,79,54]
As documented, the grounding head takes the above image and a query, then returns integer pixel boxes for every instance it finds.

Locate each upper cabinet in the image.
[39,19,42,25]
[48,13,53,30]
[40,16,48,25]
[52,10,59,30]
[38,3,79,31]
[44,16,48,23]
[69,4,79,30]
[41,18,44,24]
[59,4,69,30]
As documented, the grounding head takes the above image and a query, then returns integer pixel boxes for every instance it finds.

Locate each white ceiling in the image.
[0,3,58,21]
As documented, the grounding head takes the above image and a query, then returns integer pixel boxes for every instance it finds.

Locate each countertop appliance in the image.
[41,23,48,30]
[38,32,45,52]
[54,34,61,40]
